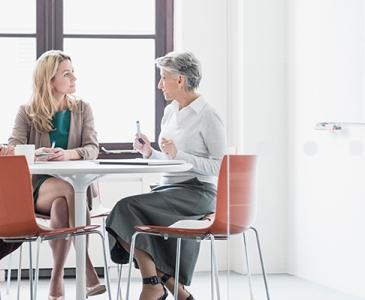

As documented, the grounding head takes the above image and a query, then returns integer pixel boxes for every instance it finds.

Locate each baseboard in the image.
[5,267,105,279]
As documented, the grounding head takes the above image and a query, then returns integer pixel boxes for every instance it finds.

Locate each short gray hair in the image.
[155,51,202,90]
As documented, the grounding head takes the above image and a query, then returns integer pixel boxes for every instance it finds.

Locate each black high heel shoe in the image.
[161,273,195,300]
[143,276,168,300]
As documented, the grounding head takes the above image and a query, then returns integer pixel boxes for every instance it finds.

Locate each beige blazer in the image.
[8,100,99,201]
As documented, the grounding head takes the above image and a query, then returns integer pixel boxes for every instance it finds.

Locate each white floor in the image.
[0,272,363,300]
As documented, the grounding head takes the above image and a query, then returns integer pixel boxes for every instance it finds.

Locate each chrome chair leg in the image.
[96,231,112,300]
[102,217,108,280]
[250,227,270,300]
[6,252,12,294]
[126,232,139,300]
[33,238,41,300]
[210,238,215,300]
[28,242,33,300]
[16,245,22,300]
[210,235,221,300]
[173,238,181,300]
[116,264,123,300]
[243,232,254,300]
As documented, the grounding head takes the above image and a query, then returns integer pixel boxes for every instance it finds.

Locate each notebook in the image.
[97,159,185,166]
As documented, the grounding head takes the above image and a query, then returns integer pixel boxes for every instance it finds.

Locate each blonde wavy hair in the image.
[27,50,77,132]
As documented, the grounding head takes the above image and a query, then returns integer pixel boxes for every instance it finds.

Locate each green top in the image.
[33,109,71,203]
[49,109,71,149]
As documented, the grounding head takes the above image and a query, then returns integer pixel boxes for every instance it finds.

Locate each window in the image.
[0,0,173,152]
[0,0,36,143]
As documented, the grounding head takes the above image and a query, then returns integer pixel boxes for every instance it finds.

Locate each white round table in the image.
[29,160,192,300]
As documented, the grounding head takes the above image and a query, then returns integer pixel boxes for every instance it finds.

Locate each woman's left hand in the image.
[47,148,73,161]
[161,138,177,159]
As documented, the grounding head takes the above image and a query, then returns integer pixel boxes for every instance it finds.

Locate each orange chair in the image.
[0,156,112,300]
[125,155,270,300]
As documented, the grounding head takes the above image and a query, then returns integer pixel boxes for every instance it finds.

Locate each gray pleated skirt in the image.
[105,177,216,286]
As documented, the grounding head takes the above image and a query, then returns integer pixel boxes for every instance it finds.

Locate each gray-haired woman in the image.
[106,52,226,300]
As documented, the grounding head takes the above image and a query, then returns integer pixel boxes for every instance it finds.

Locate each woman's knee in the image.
[50,198,69,227]
[60,181,74,200]
[42,178,75,202]
[115,195,138,211]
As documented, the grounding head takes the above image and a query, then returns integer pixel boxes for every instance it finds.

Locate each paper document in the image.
[97,159,186,166]
[169,219,212,229]
[100,147,138,154]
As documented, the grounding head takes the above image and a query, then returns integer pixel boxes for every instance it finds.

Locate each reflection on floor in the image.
[0,272,363,300]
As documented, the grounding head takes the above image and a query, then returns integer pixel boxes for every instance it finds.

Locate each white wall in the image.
[158,0,365,297]
[174,0,230,272]
[288,0,365,298]
[241,0,288,274]
[174,0,228,124]
[175,0,288,274]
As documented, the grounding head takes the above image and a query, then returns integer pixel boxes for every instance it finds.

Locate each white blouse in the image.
[150,96,226,185]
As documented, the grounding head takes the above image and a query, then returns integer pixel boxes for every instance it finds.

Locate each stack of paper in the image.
[97,159,185,166]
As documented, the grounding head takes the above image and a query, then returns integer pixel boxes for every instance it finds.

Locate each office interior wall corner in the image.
[226,0,248,274]
[226,0,244,155]
[287,0,297,278]
[173,0,287,275]
[238,0,289,274]
[173,0,230,272]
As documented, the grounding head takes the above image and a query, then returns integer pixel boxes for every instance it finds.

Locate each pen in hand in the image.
[48,141,56,159]
[136,120,145,145]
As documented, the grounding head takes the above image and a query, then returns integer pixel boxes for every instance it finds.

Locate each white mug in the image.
[15,144,35,164]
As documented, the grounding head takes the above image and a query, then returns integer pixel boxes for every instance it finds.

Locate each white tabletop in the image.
[29,160,192,175]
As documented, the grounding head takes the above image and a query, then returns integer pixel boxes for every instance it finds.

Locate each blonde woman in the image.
[9,50,104,300]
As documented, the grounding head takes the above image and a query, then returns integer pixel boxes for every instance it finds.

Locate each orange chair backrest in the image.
[0,156,40,238]
[209,155,257,235]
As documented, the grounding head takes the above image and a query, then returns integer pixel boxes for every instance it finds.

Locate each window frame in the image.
[1,0,173,155]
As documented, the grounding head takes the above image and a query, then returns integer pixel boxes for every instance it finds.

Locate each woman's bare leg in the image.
[36,182,71,297]
[83,208,101,288]
[35,178,101,295]
[118,238,166,300]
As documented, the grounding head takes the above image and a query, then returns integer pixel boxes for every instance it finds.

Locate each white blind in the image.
[64,38,156,142]
[64,0,155,34]
[0,38,35,143]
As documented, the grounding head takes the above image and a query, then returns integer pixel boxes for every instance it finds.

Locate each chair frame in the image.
[125,227,269,300]
[0,156,112,300]
[5,213,51,299]
[2,228,111,300]
[90,179,114,297]
[4,244,24,300]
[123,155,271,300]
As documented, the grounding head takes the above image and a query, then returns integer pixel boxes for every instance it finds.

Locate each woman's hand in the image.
[161,138,177,159]
[133,133,153,158]
[0,144,14,156]
[48,148,76,161]
[35,147,77,161]
[35,147,57,161]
